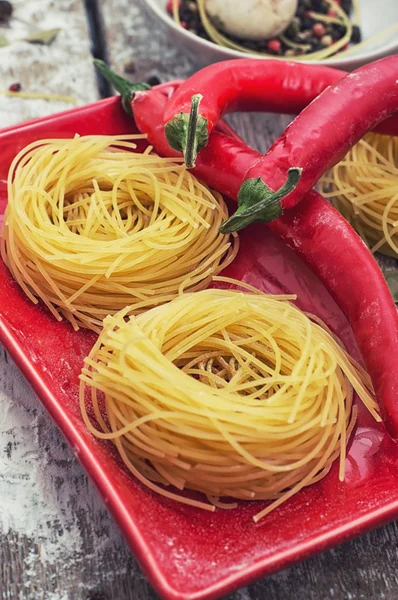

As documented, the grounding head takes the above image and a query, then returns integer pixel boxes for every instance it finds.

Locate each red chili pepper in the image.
[93,60,245,146]
[91,64,398,436]
[161,58,398,168]
[222,55,398,232]
[133,85,398,439]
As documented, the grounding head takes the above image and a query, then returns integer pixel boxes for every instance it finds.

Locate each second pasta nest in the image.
[321,133,398,258]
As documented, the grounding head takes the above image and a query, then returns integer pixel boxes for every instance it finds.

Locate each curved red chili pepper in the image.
[221,55,398,232]
[94,60,244,145]
[161,58,398,168]
[133,85,398,439]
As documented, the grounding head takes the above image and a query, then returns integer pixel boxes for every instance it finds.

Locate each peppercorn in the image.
[312,42,325,52]
[286,16,301,37]
[8,82,21,92]
[146,75,161,86]
[296,30,312,42]
[0,0,12,21]
[321,34,333,47]
[334,24,346,36]
[330,28,342,41]
[123,59,136,74]
[301,15,313,29]
[180,6,193,21]
[166,0,362,59]
[311,0,327,12]
[312,23,326,38]
[351,25,361,44]
[340,0,353,15]
[267,39,281,54]
[296,6,306,18]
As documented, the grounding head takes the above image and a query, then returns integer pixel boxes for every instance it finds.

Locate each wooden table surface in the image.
[1,1,398,599]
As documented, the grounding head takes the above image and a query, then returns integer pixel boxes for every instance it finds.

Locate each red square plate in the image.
[1,97,398,600]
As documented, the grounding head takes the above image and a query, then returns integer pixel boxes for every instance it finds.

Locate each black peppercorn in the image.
[0,0,13,21]
[330,28,342,41]
[301,16,314,29]
[146,75,162,87]
[296,6,306,19]
[334,24,346,36]
[123,59,136,74]
[311,0,325,11]
[351,25,361,44]
[180,7,193,21]
[167,0,362,59]
[340,0,353,16]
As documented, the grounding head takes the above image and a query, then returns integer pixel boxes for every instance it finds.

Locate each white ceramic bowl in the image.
[142,0,398,70]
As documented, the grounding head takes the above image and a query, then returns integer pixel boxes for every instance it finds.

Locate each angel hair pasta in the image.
[80,281,379,522]
[1,134,237,332]
[320,133,398,257]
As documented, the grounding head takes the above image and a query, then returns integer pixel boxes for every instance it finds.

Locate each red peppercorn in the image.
[8,82,21,92]
[267,39,281,54]
[313,23,326,38]
[166,0,180,14]
[180,20,187,28]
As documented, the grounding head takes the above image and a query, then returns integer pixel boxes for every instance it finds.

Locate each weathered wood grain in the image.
[0,0,98,126]
[0,348,158,600]
[2,0,398,599]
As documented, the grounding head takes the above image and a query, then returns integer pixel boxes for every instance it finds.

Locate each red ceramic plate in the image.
[1,98,398,600]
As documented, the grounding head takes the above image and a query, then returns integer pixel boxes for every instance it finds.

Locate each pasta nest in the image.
[80,285,379,522]
[1,135,237,331]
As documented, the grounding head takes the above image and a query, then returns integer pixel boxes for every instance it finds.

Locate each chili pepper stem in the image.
[185,94,203,168]
[165,94,209,168]
[219,168,303,233]
[93,59,151,115]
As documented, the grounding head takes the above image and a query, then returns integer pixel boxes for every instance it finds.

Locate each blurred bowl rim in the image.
[143,0,398,68]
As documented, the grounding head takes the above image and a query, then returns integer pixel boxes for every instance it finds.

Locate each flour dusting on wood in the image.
[0,0,98,127]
